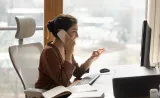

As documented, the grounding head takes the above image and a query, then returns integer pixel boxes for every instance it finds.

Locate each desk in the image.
[92,73,115,98]
[71,68,116,98]
[86,65,152,98]
[92,73,149,98]
[71,65,154,98]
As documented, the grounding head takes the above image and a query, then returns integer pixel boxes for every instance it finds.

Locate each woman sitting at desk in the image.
[35,14,105,90]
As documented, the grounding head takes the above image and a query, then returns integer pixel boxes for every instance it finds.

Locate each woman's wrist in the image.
[65,54,72,64]
[86,57,94,65]
[88,57,95,62]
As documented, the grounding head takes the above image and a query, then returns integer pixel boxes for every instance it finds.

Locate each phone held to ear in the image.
[57,29,71,44]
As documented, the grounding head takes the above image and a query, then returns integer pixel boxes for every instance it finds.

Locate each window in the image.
[64,0,146,68]
[0,0,43,98]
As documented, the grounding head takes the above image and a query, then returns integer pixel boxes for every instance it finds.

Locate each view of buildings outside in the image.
[0,0,145,98]
[0,0,43,98]
[64,0,145,68]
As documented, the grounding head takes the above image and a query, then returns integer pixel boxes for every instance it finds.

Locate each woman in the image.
[35,14,105,90]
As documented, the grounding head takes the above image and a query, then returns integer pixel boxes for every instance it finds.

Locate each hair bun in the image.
[47,20,54,33]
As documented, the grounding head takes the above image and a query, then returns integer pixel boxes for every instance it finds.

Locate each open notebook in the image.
[42,84,104,98]
[68,92,105,98]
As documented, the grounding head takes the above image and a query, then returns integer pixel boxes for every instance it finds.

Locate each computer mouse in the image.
[100,68,110,73]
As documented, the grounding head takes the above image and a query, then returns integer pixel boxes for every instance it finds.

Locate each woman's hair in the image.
[47,14,77,39]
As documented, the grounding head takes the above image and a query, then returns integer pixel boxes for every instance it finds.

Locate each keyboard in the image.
[76,73,100,85]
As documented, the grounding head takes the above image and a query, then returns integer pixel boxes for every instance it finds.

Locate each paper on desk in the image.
[67,84,97,93]
[68,92,105,98]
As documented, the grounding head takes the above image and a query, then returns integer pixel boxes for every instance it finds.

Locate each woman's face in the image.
[67,24,78,40]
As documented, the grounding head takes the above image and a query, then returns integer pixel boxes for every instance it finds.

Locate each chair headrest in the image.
[15,16,36,39]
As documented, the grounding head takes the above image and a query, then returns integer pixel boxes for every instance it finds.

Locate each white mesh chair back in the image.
[9,43,43,89]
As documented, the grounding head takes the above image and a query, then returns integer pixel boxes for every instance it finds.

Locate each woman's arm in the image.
[73,48,105,79]
[44,48,76,87]
[72,56,92,79]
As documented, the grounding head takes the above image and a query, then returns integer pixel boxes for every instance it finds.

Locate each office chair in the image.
[8,16,45,98]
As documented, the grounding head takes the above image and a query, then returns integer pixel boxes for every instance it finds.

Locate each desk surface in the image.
[71,72,115,98]
[89,65,152,98]
[71,65,154,98]
[92,71,115,98]
[92,74,149,98]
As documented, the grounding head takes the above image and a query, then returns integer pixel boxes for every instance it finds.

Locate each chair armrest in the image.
[24,88,46,98]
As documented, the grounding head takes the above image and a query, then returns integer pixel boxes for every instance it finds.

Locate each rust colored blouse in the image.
[35,42,88,90]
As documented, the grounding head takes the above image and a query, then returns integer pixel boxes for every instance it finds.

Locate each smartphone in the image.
[57,29,71,44]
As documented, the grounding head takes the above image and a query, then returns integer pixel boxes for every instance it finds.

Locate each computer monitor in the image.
[140,20,152,67]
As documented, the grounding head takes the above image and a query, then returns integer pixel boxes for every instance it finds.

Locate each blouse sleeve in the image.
[44,48,76,87]
[72,56,89,79]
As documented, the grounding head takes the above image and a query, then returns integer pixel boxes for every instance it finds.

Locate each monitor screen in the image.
[140,20,152,67]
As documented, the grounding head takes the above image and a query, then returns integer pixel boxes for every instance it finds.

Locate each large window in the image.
[64,0,146,69]
[0,0,43,98]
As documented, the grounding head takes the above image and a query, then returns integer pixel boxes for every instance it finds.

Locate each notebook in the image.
[42,84,98,98]
[68,92,105,98]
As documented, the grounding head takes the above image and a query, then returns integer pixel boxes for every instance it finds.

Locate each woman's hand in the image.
[64,38,75,63]
[78,48,105,70]
[89,48,105,62]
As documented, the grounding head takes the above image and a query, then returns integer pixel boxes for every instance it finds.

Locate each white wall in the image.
[147,0,160,65]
